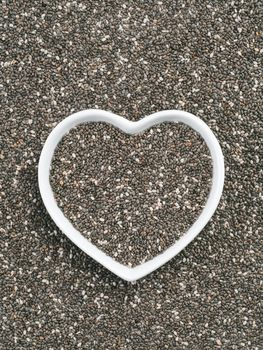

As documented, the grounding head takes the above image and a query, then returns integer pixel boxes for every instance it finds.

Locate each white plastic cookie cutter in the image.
[38,109,224,282]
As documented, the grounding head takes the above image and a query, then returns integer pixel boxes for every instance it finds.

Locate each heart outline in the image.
[38,109,224,281]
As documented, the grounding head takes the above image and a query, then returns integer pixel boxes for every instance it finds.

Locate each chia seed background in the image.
[1,1,262,349]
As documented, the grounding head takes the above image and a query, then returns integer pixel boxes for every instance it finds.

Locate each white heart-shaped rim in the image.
[38,109,224,282]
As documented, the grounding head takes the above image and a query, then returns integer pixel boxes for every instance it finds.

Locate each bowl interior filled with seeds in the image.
[38,109,224,281]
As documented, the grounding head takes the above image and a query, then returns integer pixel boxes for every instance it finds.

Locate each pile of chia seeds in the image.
[50,122,212,266]
[2,1,262,348]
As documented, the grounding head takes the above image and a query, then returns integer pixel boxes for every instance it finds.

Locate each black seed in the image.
[1,1,262,349]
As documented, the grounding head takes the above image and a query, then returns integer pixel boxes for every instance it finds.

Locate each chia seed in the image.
[1,0,262,348]
[50,122,212,266]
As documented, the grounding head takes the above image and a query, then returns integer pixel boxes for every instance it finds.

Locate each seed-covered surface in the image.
[1,1,262,349]
[50,122,212,266]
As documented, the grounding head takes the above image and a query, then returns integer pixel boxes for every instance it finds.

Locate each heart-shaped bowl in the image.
[38,109,224,281]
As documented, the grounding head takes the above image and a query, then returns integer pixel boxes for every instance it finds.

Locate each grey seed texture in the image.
[1,1,262,349]
[50,122,212,266]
